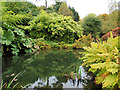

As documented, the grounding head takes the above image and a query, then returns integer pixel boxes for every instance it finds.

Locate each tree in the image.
[57,2,73,18]
[118,1,120,26]
[36,0,47,11]
[101,10,118,34]
[108,0,118,13]
[97,0,119,34]
[69,6,80,22]
[82,14,102,38]
[45,0,47,11]
[2,2,40,16]
[97,14,109,21]
[53,1,63,12]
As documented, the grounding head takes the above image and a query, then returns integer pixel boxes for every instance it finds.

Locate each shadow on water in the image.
[2,49,101,89]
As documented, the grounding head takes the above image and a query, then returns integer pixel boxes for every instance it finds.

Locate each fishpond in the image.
[2,49,101,89]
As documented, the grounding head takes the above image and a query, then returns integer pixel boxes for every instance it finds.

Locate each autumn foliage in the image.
[102,27,120,41]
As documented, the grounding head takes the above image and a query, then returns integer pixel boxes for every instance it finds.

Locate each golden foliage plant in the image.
[73,34,94,49]
[80,32,119,88]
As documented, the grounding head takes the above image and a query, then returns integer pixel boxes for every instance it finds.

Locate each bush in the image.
[80,32,119,88]
[73,34,94,49]
[25,10,83,43]
[82,14,102,39]
[2,22,33,55]
[2,14,31,26]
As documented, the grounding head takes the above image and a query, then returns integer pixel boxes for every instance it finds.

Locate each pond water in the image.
[2,49,101,89]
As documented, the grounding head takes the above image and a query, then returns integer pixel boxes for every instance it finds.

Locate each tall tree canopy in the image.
[97,14,109,21]
[69,6,80,22]
[2,2,40,16]
[82,14,102,38]
[101,10,118,34]
[57,2,73,18]
[108,0,118,13]
[53,1,63,12]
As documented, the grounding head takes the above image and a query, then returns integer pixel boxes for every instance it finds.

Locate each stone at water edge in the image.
[34,45,40,50]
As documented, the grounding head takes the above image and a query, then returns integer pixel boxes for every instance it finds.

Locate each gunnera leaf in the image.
[2,29,15,45]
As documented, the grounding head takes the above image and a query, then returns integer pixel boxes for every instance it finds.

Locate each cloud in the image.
[66,0,109,19]
[27,0,119,19]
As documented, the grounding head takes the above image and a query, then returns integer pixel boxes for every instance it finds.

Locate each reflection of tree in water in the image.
[2,49,100,89]
[2,49,83,88]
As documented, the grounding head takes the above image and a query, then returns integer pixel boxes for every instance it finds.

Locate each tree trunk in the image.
[45,0,47,11]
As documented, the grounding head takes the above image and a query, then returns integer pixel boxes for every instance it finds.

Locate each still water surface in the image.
[2,49,100,89]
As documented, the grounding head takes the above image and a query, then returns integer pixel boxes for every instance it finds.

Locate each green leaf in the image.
[2,29,15,45]
[25,49,32,54]
[11,47,19,56]
[23,38,33,48]
[7,73,20,88]
[14,28,25,37]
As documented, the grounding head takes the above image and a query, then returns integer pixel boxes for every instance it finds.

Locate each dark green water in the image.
[2,49,100,89]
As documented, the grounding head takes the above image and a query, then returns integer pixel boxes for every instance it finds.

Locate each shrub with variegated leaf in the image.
[23,10,83,43]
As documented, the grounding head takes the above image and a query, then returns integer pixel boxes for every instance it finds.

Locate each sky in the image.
[28,0,119,19]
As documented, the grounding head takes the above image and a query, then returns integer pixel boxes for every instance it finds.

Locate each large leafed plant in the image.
[2,22,33,55]
[80,32,119,88]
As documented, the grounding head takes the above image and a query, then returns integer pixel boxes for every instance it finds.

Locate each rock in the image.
[34,45,40,50]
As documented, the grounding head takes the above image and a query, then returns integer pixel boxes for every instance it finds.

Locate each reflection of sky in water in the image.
[27,66,89,88]
[28,76,58,88]
[62,79,84,88]
[3,49,99,89]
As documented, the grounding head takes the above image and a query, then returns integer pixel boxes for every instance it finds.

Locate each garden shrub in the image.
[80,32,119,88]
[2,4,31,26]
[24,10,83,43]
[73,34,94,49]
[2,14,31,26]
[33,38,73,50]
[33,38,52,50]
[82,14,102,39]
[2,22,33,55]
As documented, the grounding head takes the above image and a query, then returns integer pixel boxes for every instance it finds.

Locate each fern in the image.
[80,33,119,88]
[2,14,31,26]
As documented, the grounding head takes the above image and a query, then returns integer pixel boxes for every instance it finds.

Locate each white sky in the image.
[28,0,119,19]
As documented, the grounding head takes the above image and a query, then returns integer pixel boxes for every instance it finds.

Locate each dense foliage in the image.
[73,34,94,49]
[1,1,119,89]
[100,10,118,34]
[69,7,80,22]
[22,10,83,43]
[82,14,102,38]
[33,38,73,50]
[2,2,40,16]
[80,33,119,88]
[1,2,40,55]
[2,23,33,55]
[1,1,83,56]
[53,1,63,12]
[57,2,74,18]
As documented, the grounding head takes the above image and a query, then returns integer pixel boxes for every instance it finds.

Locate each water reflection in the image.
[2,49,100,89]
